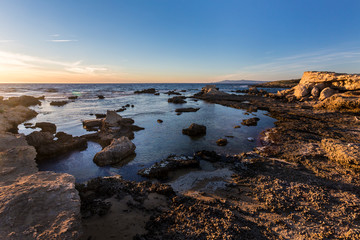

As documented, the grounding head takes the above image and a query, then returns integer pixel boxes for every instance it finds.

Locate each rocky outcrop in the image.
[26,131,87,161]
[300,71,360,90]
[5,95,41,107]
[0,105,37,133]
[182,123,206,137]
[93,136,136,166]
[138,155,199,179]
[318,87,337,101]
[199,85,229,97]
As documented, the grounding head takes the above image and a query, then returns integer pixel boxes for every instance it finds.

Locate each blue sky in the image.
[0,0,359,83]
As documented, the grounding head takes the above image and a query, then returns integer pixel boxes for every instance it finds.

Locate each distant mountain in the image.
[213,80,268,84]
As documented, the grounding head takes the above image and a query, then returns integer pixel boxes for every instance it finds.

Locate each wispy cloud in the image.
[48,39,78,42]
[218,47,360,81]
[0,50,107,75]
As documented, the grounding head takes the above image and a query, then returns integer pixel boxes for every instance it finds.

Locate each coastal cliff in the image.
[0,97,82,239]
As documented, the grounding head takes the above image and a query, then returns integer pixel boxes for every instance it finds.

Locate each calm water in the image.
[0,83,280,182]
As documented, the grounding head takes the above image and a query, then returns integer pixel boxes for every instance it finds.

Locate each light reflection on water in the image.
[10,84,277,182]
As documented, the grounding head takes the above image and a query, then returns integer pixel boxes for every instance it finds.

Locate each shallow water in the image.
[1,83,278,182]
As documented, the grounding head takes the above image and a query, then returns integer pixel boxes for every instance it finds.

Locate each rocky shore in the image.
[2,72,360,239]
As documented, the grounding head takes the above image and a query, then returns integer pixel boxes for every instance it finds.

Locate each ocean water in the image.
[0,83,280,182]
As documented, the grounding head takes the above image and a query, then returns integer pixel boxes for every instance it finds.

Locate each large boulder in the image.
[182,123,206,137]
[93,136,136,166]
[293,84,312,99]
[0,172,82,239]
[319,87,337,101]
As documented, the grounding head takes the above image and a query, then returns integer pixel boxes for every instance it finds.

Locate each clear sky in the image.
[0,0,359,83]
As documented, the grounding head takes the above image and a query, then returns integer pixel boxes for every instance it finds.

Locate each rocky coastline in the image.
[2,72,360,239]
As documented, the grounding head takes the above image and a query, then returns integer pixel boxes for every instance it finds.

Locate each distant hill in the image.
[213,80,268,84]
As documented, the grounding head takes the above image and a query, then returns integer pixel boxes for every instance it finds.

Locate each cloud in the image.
[218,47,360,80]
[48,39,78,42]
[0,50,108,75]
[0,40,14,43]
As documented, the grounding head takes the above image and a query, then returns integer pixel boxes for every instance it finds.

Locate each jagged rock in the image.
[35,122,57,134]
[168,96,186,104]
[319,87,337,101]
[26,131,54,147]
[182,123,206,137]
[175,107,200,113]
[300,71,360,90]
[293,84,312,99]
[134,88,156,94]
[5,96,41,107]
[93,136,136,166]
[241,117,260,126]
[200,85,229,96]
[0,172,82,239]
[50,101,68,106]
[138,155,199,179]
[216,138,228,146]
[103,110,123,127]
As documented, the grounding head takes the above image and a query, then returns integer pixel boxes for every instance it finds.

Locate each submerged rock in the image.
[138,155,199,179]
[182,123,206,137]
[93,136,136,166]
[168,96,187,104]
[216,138,228,146]
[50,100,68,106]
[35,122,57,134]
[164,90,181,95]
[175,107,200,113]
[97,95,105,99]
[241,117,260,126]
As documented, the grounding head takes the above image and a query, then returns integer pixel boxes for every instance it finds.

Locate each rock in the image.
[234,125,241,128]
[95,113,106,119]
[0,106,37,133]
[293,84,312,99]
[247,137,255,142]
[194,150,221,162]
[216,138,228,146]
[321,138,360,167]
[103,110,123,127]
[300,71,360,91]
[5,96,41,107]
[35,122,57,134]
[83,119,103,130]
[45,88,58,92]
[165,90,181,95]
[200,85,229,96]
[182,123,206,137]
[0,172,82,239]
[131,105,134,108]
[116,107,126,112]
[319,87,337,101]
[134,88,156,94]
[175,107,200,113]
[241,117,260,126]
[168,96,186,104]
[154,93,160,96]
[50,101,68,106]
[93,136,136,166]
[311,86,321,97]
[201,85,218,93]
[68,96,78,100]
[138,155,199,179]
[98,95,105,99]
[314,93,360,111]
[157,119,163,123]
[26,131,87,160]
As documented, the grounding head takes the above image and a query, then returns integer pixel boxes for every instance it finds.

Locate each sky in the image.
[0,0,359,83]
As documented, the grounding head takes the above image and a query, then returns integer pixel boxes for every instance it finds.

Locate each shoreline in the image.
[1,75,360,239]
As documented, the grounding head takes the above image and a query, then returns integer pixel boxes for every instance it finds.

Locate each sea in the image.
[0,83,283,182]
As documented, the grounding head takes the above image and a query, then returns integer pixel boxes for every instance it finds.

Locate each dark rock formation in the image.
[95,113,106,119]
[157,119,163,123]
[97,95,105,99]
[168,96,186,104]
[182,123,206,137]
[50,100,68,106]
[175,107,200,113]
[164,90,181,95]
[134,88,156,94]
[68,96,78,100]
[138,155,199,179]
[35,122,57,134]
[5,95,41,107]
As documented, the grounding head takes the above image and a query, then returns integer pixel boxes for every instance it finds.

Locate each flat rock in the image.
[168,96,186,104]
[50,101,68,106]
[138,155,199,179]
[5,96,41,107]
[93,136,136,166]
[241,117,260,126]
[321,138,360,167]
[134,88,156,94]
[175,107,200,113]
[35,122,57,134]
